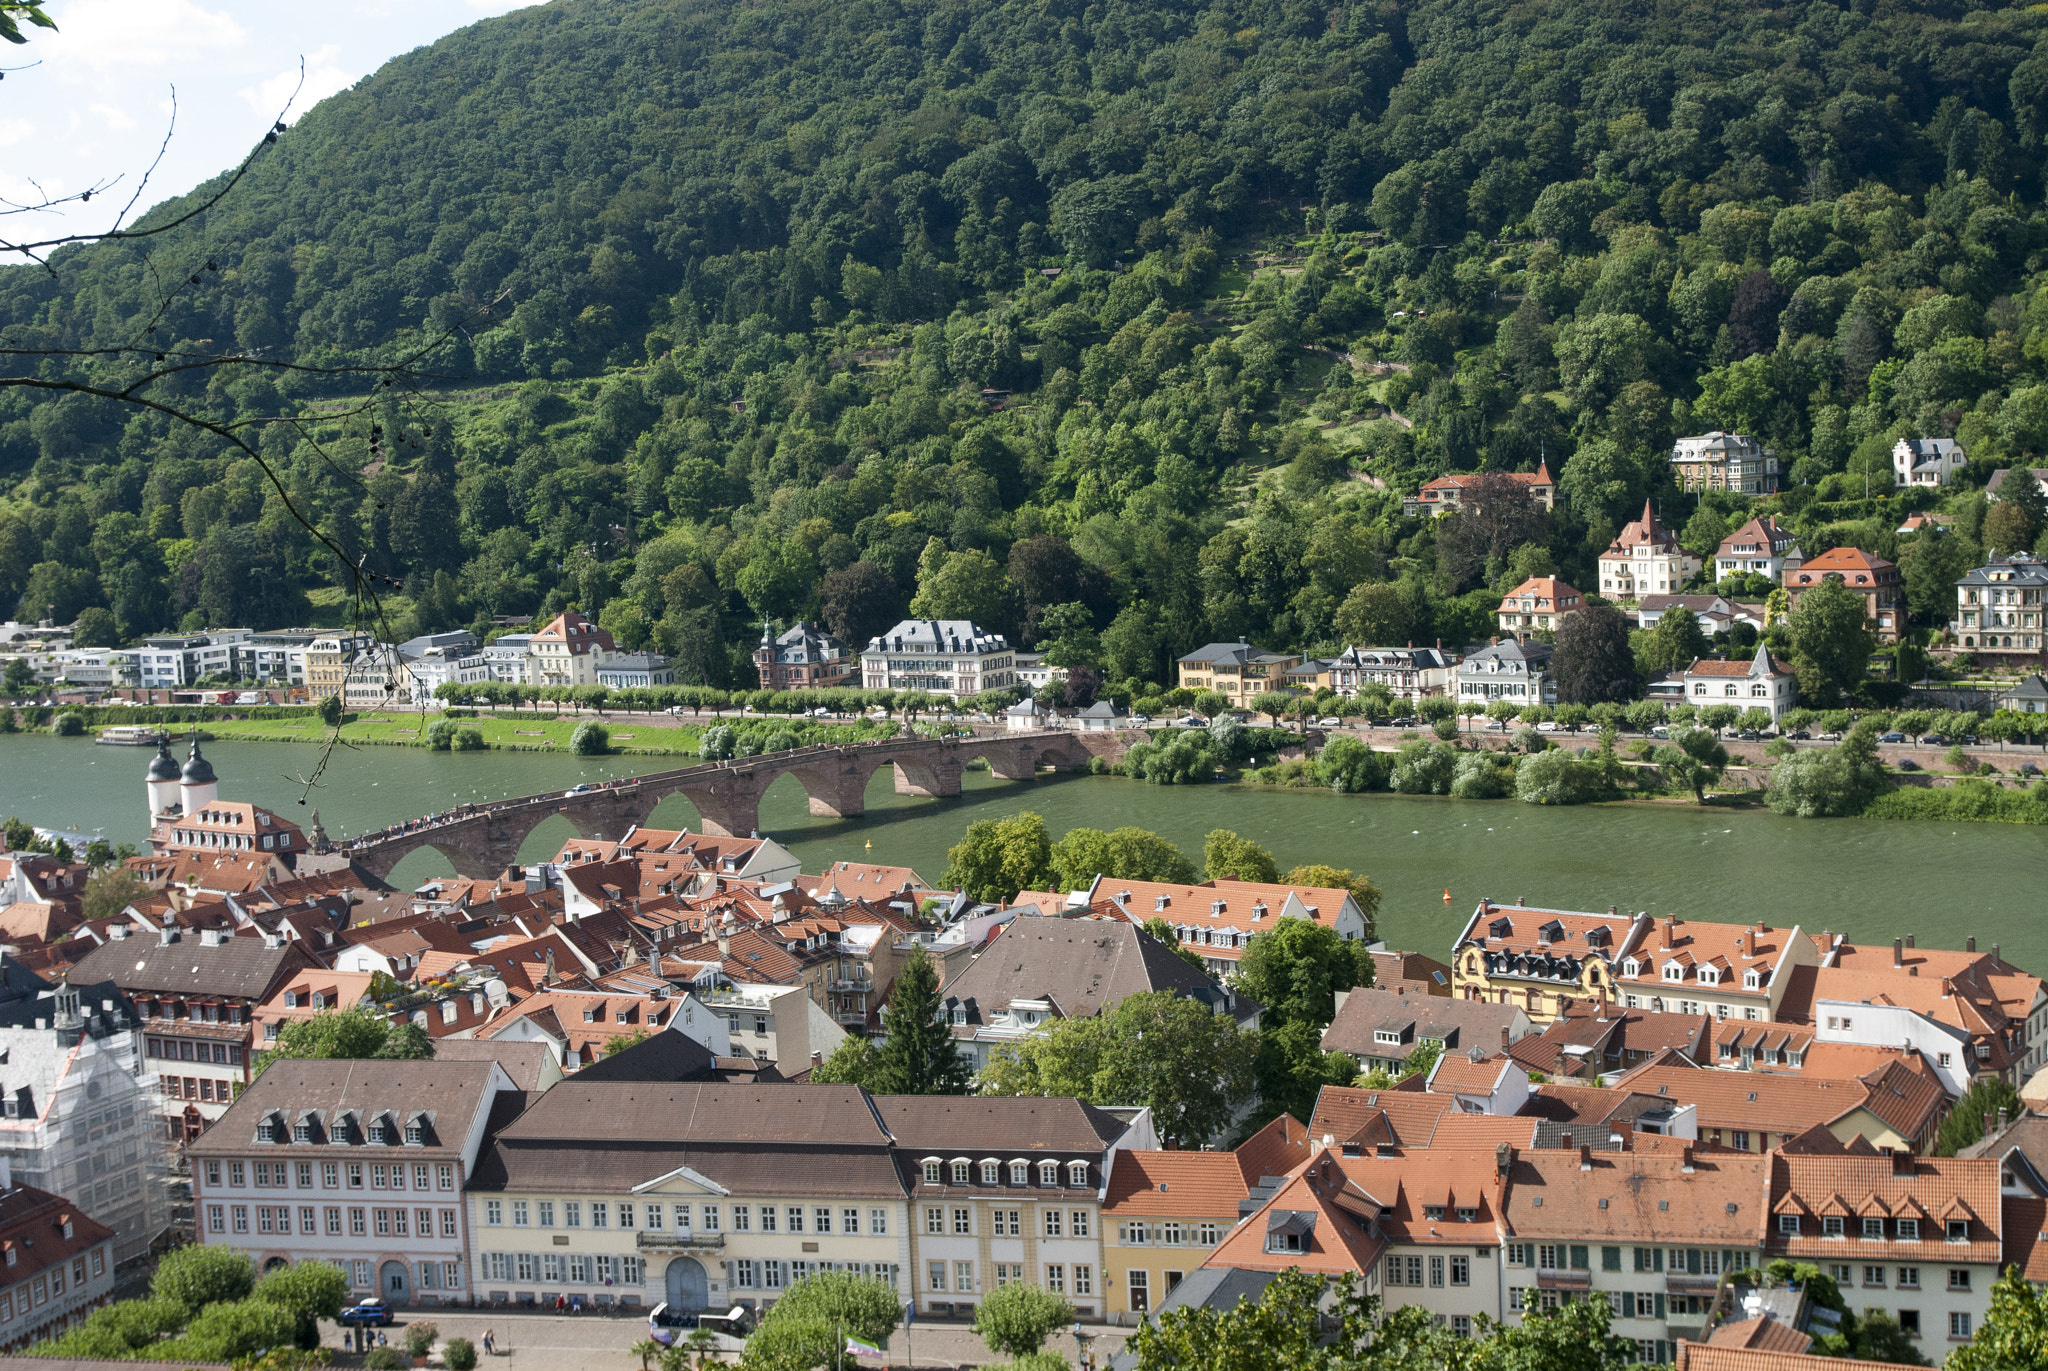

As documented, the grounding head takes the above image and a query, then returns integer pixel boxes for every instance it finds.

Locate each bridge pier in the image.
[679,776,764,838]
[798,760,869,820]
[983,743,1038,781]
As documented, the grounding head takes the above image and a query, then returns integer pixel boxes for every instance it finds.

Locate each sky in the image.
[1,0,547,244]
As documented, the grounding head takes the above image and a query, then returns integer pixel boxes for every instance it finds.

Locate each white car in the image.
[236,691,265,705]
[1128,714,1150,724]
[564,784,594,797]
[1536,720,1560,732]
[810,707,831,717]
[1317,717,1342,728]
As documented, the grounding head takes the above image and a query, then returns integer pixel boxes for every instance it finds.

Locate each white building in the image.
[1951,554,2048,668]
[1598,500,1700,602]
[1304,647,1457,702]
[188,1059,520,1307]
[596,653,676,689]
[700,984,847,1069]
[233,630,323,686]
[0,964,167,1264]
[54,649,139,690]
[1713,516,1803,583]
[1455,638,1556,707]
[859,620,1015,701]
[136,631,251,689]
[527,612,616,689]
[1893,437,1968,488]
[1680,644,1798,722]
[482,635,533,685]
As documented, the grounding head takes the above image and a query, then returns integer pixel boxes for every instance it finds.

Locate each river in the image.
[6,735,2045,969]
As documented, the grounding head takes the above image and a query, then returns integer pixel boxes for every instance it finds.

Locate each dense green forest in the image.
[5,0,2048,696]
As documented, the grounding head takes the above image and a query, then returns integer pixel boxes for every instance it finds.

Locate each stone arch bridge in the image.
[338,730,1095,882]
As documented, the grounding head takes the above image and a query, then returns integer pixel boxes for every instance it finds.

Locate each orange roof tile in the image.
[1506,1147,1767,1246]
[1103,1151,1256,1219]
[1201,1152,1386,1277]
[1309,1085,1452,1148]
[1767,1154,2001,1265]
[1676,1346,1900,1371]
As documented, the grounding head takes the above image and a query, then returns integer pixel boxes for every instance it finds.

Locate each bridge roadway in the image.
[333,730,1090,882]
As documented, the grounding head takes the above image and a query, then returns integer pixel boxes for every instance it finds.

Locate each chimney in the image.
[1906,934,1915,948]
[1681,1145,1696,1174]
[158,927,177,947]
[716,933,730,957]
[1579,1145,1592,1171]
[1994,943,2001,964]
[1561,1132,1573,1151]
[1608,905,1617,916]
[1998,1107,2010,1131]
[1495,1143,1511,1176]
[1661,918,1674,950]
[1893,938,1903,968]
[1968,936,1977,953]
[1501,1025,1510,1048]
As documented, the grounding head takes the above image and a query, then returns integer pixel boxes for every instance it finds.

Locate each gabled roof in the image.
[1200,1152,1386,1276]
[1320,986,1524,1058]
[1176,640,1293,667]
[1309,1083,1452,1148]
[1767,1153,2001,1264]
[873,1095,1128,1153]
[937,919,1253,1025]
[68,928,309,1001]
[1505,1147,1766,1245]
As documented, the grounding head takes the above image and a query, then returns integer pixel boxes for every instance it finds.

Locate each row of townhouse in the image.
[1446,902,2048,1087]
[187,1060,1161,1317]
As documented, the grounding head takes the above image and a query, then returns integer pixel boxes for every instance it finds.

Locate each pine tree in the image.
[870,945,972,1096]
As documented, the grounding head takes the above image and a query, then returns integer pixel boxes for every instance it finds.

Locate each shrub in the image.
[1450,750,1514,799]
[317,693,344,727]
[569,720,610,755]
[50,710,85,736]
[252,1259,350,1348]
[1515,749,1600,805]
[164,1297,297,1362]
[424,719,457,750]
[404,1322,439,1358]
[445,1337,478,1371]
[453,726,487,750]
[365,1347,407,1369]
[1391,740,1456,794]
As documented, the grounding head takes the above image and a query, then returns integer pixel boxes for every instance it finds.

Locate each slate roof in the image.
[425,1038,559,1092]
[566,1027,719,1083]
[1320,986,1525,1058]
[874,1094,1128,1154]
[939,920,1256,1027]
[187,1059,510,1158]
[67,930,308,1002]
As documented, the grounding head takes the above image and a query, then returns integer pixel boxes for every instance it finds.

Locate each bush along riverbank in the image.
[1231,720,2046,824]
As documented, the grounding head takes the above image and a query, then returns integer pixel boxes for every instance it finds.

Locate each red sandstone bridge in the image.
[333,730,1093,882]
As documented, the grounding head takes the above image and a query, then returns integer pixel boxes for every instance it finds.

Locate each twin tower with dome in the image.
[142,735,309,869]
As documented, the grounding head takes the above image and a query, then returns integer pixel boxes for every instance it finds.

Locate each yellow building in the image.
[1175,641,1300,705]
[1098,1118,1306,1321]
[1449,902,1650,1023]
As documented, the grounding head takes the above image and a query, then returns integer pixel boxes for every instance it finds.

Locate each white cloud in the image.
[240,45,358,120]
[52,0,247,71]
[465,0,547,11]
[0,119,34,149]
[90,104,139,131]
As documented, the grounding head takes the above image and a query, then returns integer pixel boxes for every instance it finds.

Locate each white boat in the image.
[96,725,165,747]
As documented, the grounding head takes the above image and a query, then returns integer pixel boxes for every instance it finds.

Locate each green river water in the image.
[5,735,2044,968]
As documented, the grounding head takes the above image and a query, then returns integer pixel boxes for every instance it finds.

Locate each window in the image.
[927,1262,946,1292]
[1429,1256,1445,1287]
[786,1206,804,1234]
[1072,1210,1091,1238]
[1948,1269,1971,1291]
[1508,1288,1525,1312]
[1897,1219,1919,1241]
[926,1207,944,1235]
[1864,1266,1885,1287]
[487,1201,503,1226]
[1198,1222,1219,1245]
[1045,1264,1064,1294]
[702,1205,720,1232]
[1823,1217,1845,1238]
[814,1207,833,1234]
[442,1209,458,1238]
[301,1206,318,1235]
[347,1163,363,1190]
[735,1261,758,1289]
[1537,1245,1559,1271]
[350,1207,366,1236]
[981,1161,998,1184]
[953,1207,971,1235]
[324,1163,339,1189]
[1863,1218,1884,1240]
[1074,1265,1092,1296]
[1898,1267,1920,1289]
[1068,1162,1088,1187]
[1829,1264,1852,1284]
[1951,1312,1972,1339]
[438,1164,454,1191]
[951,1160,969,1184]
[923,1160,941,1184]
[1009,1161,1028,1185]
[206,1205,224,1233]
[512,1201,529,1226]
[733,1204,751,1232]
[1451,1257,1469,1286]
[954,1261,974,1294]
[564,1201,581,1228]
[1635,1293,1657,1319]
[1044,1210,1063,1238]
[1947,1220,1970,1242]
[1731,1131,1750,1151]
[1778,1215,1801,1235]
[232,1205,248,1234]
[1039,1161,1058,1186]
[869,1209,888,1236]
[538,1201,554,1227]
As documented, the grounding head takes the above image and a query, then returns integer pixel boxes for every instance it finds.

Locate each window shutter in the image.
[1570,1245,1588,1271]
[1633,1247,1646,1272]
[1654,1249,1665,1273]
[1654,1293,1666,1320]
[1603,1247,1622,1272]
[1688,1249,1702,1275]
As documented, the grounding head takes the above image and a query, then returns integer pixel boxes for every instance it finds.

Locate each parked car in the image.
[1536,720,1560,732]
[236,691,265,705]
[1317,717,1342,728]
[1737,730,1761,740]
[337,1301,393,1328]
[1896,758,1921,771]
[1651,725,1670,738]
[810,706,831,717]
[1389,716,1416,727]
[1787,730,1811,740]
[1879,732,1906,743]
[1129,714,1150,724]
[564,783,594,797]
[1922,735,1948,747]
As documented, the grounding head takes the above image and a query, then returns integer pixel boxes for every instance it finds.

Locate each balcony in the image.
[636,1231,724,1251]
[1535,1271,1590,1290]
[829,979,873,993]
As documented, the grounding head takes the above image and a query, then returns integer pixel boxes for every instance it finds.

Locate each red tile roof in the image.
[1766,1153,2002,1265]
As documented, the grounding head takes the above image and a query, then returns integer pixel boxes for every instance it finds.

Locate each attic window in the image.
[1010,1161,1028,1185]
[1039,1161,1059,1186]
[1154,895,1170,912]
[1210,901,1226,917]
[1251,903,1267,921]
[923,1160,941,1185]
[981,1161,998,1185]
[293,1121,310,1143]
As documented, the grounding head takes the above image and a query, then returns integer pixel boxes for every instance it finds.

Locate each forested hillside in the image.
[4,0,2048,694]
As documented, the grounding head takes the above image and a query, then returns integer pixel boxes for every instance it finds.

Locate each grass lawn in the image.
[205,713,708,754]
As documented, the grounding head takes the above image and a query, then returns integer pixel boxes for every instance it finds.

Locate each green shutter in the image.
[1653,1248,1664,1272]
[1688,1248,1701,1275]
[1654,1292,1666,1320]
[1571,1245,1589,1270]
[1633,1247,1646,1272]
[1603,1246,1622,1272]
[1657,1339,1670,1365]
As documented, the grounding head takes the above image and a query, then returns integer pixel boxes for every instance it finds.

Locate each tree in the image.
[981,991,1257,1147]
[1551,603,1641,703]
[603,1027,653,1057]
[1644,604,1708,672]
[1767,725,1893,817]
[1791,576,1877,702]
[1334,580,1417,648]
[1202,829,1278,883]
[1985,500,2038,558]
[1237,919,1372,1029]
[166,1299,299,1363]
[1279,865,1382,939]
[253,1007,434,1076]
[871,945,973,1095]
[910,544,1012,630]
[820,562,901,651]
[152,1244,256,1313]
[2,659,32,697]
[942,811,1054,901]
[1138,918,1208,971]
[809,1035,881,1086]
[1948,1266,2048,1371]
[974,1284,1076,1358]
[1048,826,1194,888]
[317,693,344,727]
[1937,1075,2023,1155]
[569,720,610,755]
[252,1260,350,1349]
[1654,727,1730,802]
[743,1271,901,1371]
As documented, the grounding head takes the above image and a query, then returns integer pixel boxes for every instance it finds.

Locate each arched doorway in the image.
[380,1260,411,1306]
[665,1257,708,1313]
[263,1257,289,1274]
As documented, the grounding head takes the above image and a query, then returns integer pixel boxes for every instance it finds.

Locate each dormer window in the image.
[1947,1220,1969,1242]
[1622,959,1640,977]
[1068,1161,1088,1187]
[404,1120,423,1145]
[1698,968,1717,986]
[1039,1161,1058,1186]
[293,1121,311,1143]
[1423,1206,1446,1221]
[980,1161,998,1185]
[1744,971,1761,990]
[950,1160,969,1184]
[923,1160,941,1184]
[1010,1161,1027,1185]
[1455,1207,1477,1222]
[1662,963,1685,983]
